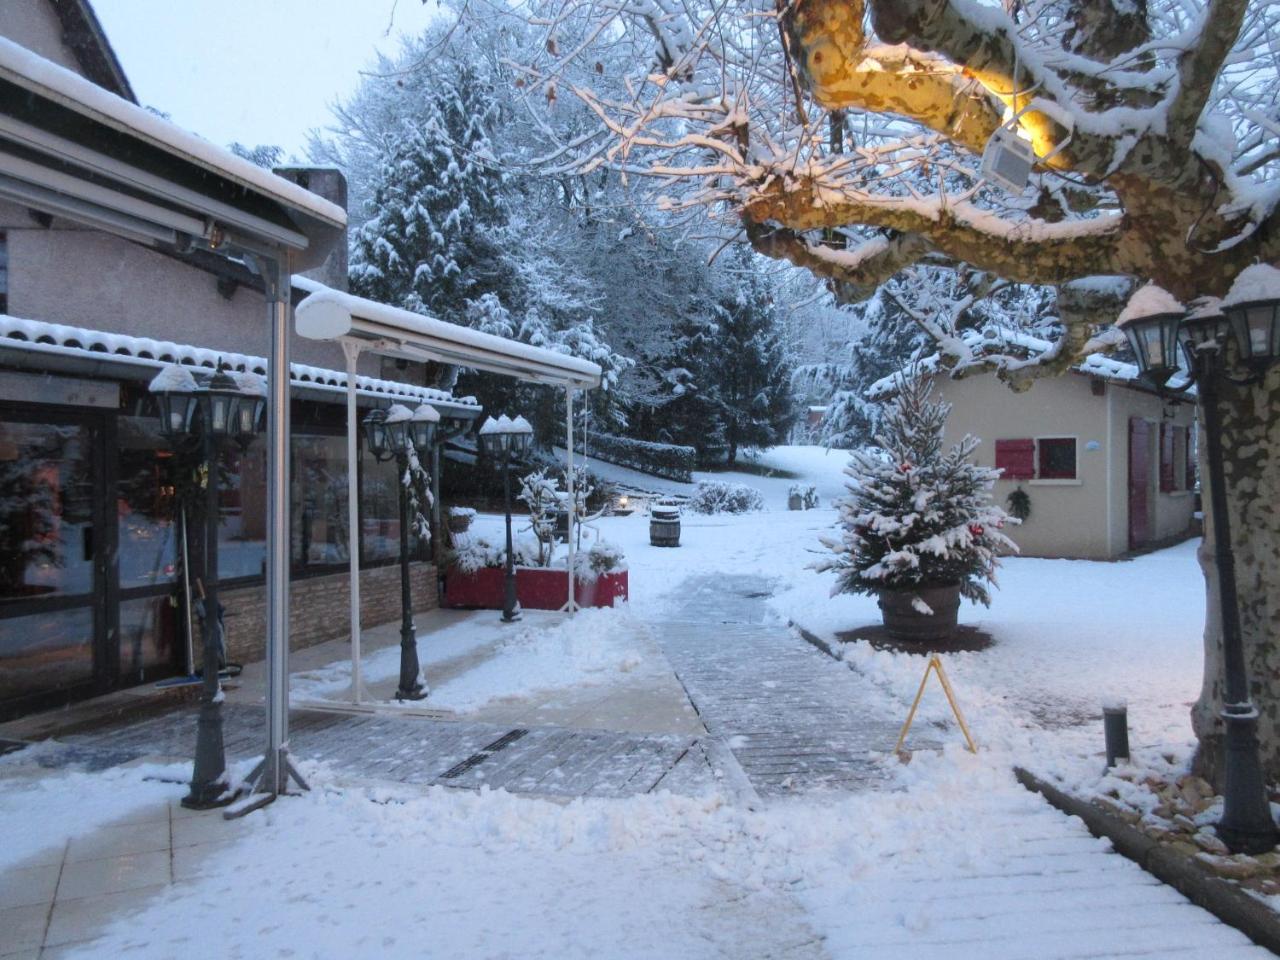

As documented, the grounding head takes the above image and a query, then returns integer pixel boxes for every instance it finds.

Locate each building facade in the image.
[0,0,477,720]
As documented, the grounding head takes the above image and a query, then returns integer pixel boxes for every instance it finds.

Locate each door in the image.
[1128,418,1151,550]
[0,410,111,717]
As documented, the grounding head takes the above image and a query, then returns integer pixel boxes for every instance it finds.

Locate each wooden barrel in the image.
[650,515,681,547]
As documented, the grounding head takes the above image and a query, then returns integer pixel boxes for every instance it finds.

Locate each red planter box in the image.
[444,567,628,610]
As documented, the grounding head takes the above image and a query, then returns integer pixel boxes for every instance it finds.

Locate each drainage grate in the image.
[438,729,529,780]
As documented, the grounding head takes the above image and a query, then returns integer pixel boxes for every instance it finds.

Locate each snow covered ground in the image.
[3,445,1260,959]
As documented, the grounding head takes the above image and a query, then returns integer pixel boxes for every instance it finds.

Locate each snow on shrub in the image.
[585,433,696,482]
[687,480,765,514]
[815,371,1017,605]
[572,539,627,581]
[789,483,819,508]
[449,534,538,572]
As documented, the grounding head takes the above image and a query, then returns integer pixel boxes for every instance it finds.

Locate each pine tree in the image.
[348,62,510,325]
[705,257,797,464]
[817,372,1016,605]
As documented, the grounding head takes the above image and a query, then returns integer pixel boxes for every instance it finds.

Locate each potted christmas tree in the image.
[817,372,1016,640]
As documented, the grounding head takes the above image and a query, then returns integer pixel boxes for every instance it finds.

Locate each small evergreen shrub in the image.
[687,480,766,514]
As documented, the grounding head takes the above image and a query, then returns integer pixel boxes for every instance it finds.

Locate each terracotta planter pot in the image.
[447,513,473,534]
[877,583,961,641]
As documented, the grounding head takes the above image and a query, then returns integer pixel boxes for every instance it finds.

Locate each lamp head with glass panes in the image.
[150,364,202,442]
[478,415,534,460]
[1220,264,1280,370]
[1115,283,1188,388]
[409,404,440,455]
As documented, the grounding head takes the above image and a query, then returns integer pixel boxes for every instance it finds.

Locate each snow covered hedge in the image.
[687,480,765,515]
[582,433,696,482]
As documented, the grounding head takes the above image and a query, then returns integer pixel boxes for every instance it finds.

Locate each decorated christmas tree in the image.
[818,371,1016,606]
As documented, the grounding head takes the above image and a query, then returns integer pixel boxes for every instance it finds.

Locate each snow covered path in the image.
[659,574,911,797]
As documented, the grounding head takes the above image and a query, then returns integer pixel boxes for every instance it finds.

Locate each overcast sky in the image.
[93,0,441,159]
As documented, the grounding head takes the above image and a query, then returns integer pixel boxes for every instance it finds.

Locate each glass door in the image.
[0,411,107,716]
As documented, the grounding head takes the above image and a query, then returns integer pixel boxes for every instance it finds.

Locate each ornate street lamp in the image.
[478,415,534,622]
[151,361,265,809]
[361,403,438,700]
[1117,267,1280,854]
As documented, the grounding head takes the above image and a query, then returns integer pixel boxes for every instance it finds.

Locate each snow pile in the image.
[1223,263,1280,307]
[429,607,646,712]
[1117,282,1185,325]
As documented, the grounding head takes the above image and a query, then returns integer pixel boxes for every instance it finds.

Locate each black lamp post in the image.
[154,362,264,810]
[362,403,438,700]
[1117,269,1280,854]
[478,415,533,622]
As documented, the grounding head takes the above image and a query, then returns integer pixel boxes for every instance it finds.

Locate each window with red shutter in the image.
[1159,423,1175,492]
[994,439,1035,479]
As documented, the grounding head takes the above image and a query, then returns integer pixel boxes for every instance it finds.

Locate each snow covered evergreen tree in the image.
[818,372,1015,605]
[348,62,510,326]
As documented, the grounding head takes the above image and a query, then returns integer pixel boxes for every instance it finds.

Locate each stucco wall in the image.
[0,203,386,380]
[0,0,83,75]
[933,371,1195,559]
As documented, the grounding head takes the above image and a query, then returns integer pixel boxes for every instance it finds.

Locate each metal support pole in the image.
[565,387,576,616]
[233,253,307,816]
[396,454,425,699]
[502,454,519,622]
[183,430,229,808]
[1103,703,1130,769]
[1197,356,1278,853]
[342,340,364,705]
[431,439,445,598]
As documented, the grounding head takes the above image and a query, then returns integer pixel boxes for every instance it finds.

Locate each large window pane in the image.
[118,595,178,682]
[0,607,93,702]
[218,441,267,580]
[117,417,178,590]
[361,453,410,564]
[0,421,94,600]
[292,434,350,570]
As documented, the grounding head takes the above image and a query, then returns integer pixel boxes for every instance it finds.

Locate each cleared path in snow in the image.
[658,574,912,797]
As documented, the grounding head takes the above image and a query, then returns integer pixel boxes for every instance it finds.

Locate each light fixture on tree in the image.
[478,414,534,623]
[1116,265,1280,855]
[980,99,1075,195]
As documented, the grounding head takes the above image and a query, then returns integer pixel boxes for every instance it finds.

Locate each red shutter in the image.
[995,439,1035,479]
[1184,425,1196,491]
[1159,423,1175,492]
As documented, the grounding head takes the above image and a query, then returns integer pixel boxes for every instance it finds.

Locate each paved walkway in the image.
[660,574,913,798]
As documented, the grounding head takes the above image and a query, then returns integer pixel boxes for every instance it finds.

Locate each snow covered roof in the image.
[295,278,602,389]
[866,325,1190,402]
[0,312,480,412]
[0,38,343,227]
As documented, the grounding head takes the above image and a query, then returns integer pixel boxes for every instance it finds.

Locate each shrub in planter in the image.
[788,483,819,510]
[687,480,765,514]
[447,506,477,533]
[815,372,1017,639]
[572,538,627,581]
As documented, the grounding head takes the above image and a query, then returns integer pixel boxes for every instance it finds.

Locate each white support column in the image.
[342,339,364,704]
[565,386,577,616]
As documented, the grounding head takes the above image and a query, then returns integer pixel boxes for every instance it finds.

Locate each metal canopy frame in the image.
[0,40,346,812]
[295,289,602,710]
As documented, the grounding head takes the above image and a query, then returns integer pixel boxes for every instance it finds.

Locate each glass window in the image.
[0,421,95,600]
[361,452,403,564]
[292,433,351,570]
[0,607,94,703]
[118,595,178,682]
[217,441,267,580]
[116,416,178,590]
[0,231,8,314]
[1037,437,1077,480]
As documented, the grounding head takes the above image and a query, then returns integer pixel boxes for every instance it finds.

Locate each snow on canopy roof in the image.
[1116,283,1185,326]
[293,277,602,388]
[0,37,345,228]
[1223,263,1280,307]
[0,312,479,410]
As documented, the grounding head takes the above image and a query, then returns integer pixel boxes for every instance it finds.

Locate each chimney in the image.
[272,166,349,292]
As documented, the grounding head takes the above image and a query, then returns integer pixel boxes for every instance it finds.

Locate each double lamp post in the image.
[1118,265,1280,854]
[155,363,265,810]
